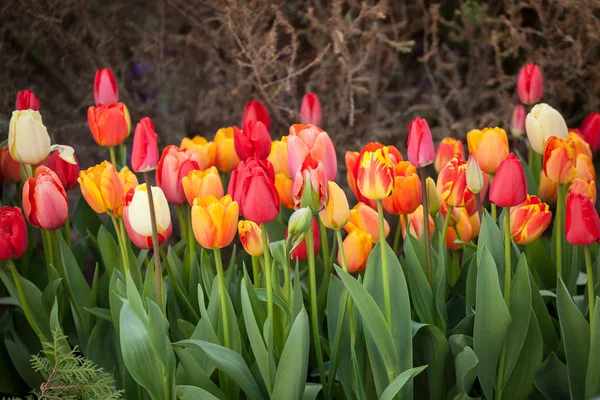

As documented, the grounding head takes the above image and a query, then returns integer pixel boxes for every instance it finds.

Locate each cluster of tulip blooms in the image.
[1,62,600,400]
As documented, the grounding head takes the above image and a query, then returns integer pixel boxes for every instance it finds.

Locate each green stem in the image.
[175,205,188,241]
[585,245,595,328]
[41,229,54,268]
[8,259,46,341]
[491,203,497,222]
[418,168,433,284]
[160,246,199,323]
[376,200,392,327]
[261,224,274,335]
[283,245,291,304]
[109,146,118,168]
[318,218,332,306]
[475,193,483,223]
[119,143,126,169]
[109,213,130,276]
[495,208,512,400]
[186,204,195,281]
[251,256,261,288]
[556,184,566,281]
[335,229,357,351]
[213,248,230,348]
[392,214,402,253]
[441,207,453,257]
[63,213,71,245]
[143,171,163,311]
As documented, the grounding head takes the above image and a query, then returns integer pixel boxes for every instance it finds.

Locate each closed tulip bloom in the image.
[123,187,172,249]
[228,158,280,224]
[445,208,472,250]
[517,63,543,105]
[526,103,568,154]
[192,195,238,249]
[467,127,509,174]
[94,68,119,105]
[115,167,139,218]
[87,103,131,147]
[426,177,439,216]
[15,90,40,111]
[214,127,241,172]
[538,171,557,203]
[300,92,323,127]
[242,100,271,131]
[569,131,592,161]
[132,117,159,172]
[182,167,224,205]
[289,217,320,261]
[565,192,600,245]
[268,137,290,178]
[339,229,372,273]
[543,136,577,184]
[319,181,350,229]
[407,117,435,167]
[8,110,50,165]
[234,120,271,160]
[293,159,328,211]
[238,220,264,257]
[288,124,337,181]
[44,150,80,190]
[382,161,422,215]
[357,147,394,201]
[402,205,435,240]
[575,153,596,181]
[127,184,172,239]
[0,206,28,260]
[288,207,313,236]
[581,112,600,151]
[434,138,464,173]
[489,153,527,207]
[511,105,526,137]
[181,136,216,170]
[510,195,552,245]
[275,174,295,209]
[569,178,596,204]
[78,161,124,214]
[22,166,68,230]
[437,157,469,207]
[466,155,484,194]
[344,202,390,243]
[156,145,201,205]
[0,146,21,183]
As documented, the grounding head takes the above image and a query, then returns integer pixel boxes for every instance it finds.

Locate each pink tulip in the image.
[22,166,68,230]
[517,63,543,105]
[15,90,40,111]
[94,68,119,105]
[242,100,270,131]
[510,104,526,137]
[407,117,435,167]
[132,117,159,172]
[287,124,337,182]
[156,145,201,205]
[300,92,322,126]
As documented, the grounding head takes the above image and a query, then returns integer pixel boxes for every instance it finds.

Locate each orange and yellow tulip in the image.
[214,127,241,172]
[268,136,291,178]
[238,220,264,257]
[575,153,596,181]
[402,205,435,240]
[357,147,394,200]
[275,174,295,209]
[569,178,596,204]
[191,195,239,249]
[538,170,557,203]
[78,161,124,214]
[445,208,472,250]
[382,161,422,215]
[182,167,224,206]
[339,230,373,273]
[344,202,390,243]
[468,211,481,238]
[569,131,592,160]
[543,136,577,184]
[115,167,139,218]
[87,103,131,147]
[181,136,216,170]
[510,195,552,245]
[466,127,509,174]
[319,181,350,230]
[436,157,469,207]
[434,138,464,173]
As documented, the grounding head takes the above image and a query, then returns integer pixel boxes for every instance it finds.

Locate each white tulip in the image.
[127,184,171,237]
[8,110,51,164]
[525,103,568,154]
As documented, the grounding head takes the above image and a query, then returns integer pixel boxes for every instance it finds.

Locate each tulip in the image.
[467,127,509,174]
[345,151,363,203]
[466,155,484,194]
[569,131,592,161]
[78,161,124,214]
[526,103,568,154]
[275,174,295,209]
[338,230,372,273]
[214,127,241,172]
[300,92,323,127]
[437,157,469,207]
[288,124,337,181]
[115,167,139,218]
[434,138,464,173]
[565,192,600,245]
[319,181,350,229]
[182,167,224,205]
[469,211,481,238]
[242,100,270,131]
[126,184,172,239]
[344,202,390,243]
[542,136,577,184]
[538,170,558,203]
[489,153,527,207]
[382,161,422,215]
[87,103,131,147]
[401,205,435,240]
[22,166,68,230]
[575,153,596,181]
[0,206,28,260]
[94,68,119,105]
[15,90,40,111]
[156,145,201,205]
[581,112,600,151]
[293,159,327,211]
[0,146,21,184]
[288,207,313,237]
[123,187,172,249]
[517,63,543,105]
[510,104,526,137]
[132,117,159,172]
[509,195,552,245]
[234,120,271,161]
[445,208,472,250]
[8,110,50,165]
[357,147,394,201]
[407,117,435,167]
[440,203,462,225]
[426,177,439,215]
[290,217,320,261]
[268,137,291,178]
[191,195,238,249]
[238,220,264,257]
[44,150,80,190]
[181,136,216,170]
[228,158,280,224]
[569,178,596,204]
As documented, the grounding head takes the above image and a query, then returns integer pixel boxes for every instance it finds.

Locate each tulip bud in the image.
[214,127,241,172]
[288,124,337,181]
[238,220,264,257]
[339,229,372,273]
[0,206,28,260]
[79,161,124,214]
[132,117,159,172]
[288,207,312,236]
[156,145,201,205]
[434,138,464,173]
[234,120,271,161]
[517,63,543,105]
[181,136,216,170]
[357,147,394,200]
[94,68,119,105]
[510,105,526,137]
[289,217,320,261]
[15,90,40,111]
[123,186,172,249]
[300,92,323,127]
[407,117,435,167]
[466,127,509,174]
[489,153,527,207]
[565,192,600,245]
[23,166,69,230]
[581,112,600,152]
[8,110,51,165]
[526,103,568,154]
[87,103,131,147]
[319,181,350,229]
[44,150,80,190]
[242,100,271,131]
[128,184,172,238]
[182,167,224,206]
[543,136,577,184]
[466,156,484,194]
[569,178,596,205]
[426,177,439,216]
[0,146,21,184]
[344,202,390,243]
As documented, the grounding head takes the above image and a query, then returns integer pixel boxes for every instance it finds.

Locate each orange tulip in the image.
[319,181,350,230]
[436,157,469,207]
[268,136,290,178]
[78,161,124,214]
[434,138,464,173]
[115,167,139,218]
[445,208,472,250]
[191,195,239,249]
[214,127,241,172]
[538,170,557,203]
[181,136,216,170]
[568,178,596,204]
[510,195,552,245]
[466,127,509,174]
[339,230,373,273]
[575,153,596,181]
[345,151,361,203]
[0,146,21,184]
[569,131,592,161]
[469,211,481,238]
[344,202,390,243]
[382,161,422,215]
[402,205,435,240]
[357,147,394,200]
[87,103,131,147]
[275,174,295,209]
[238,220,264,257]
[181,167,224,206]
[543,136,577,184]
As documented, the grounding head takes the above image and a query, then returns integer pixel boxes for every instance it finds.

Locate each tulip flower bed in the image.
[1,64,600,400]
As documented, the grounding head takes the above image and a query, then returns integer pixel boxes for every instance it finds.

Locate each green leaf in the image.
[454,346,478,397]
[473,246,511,400]
[379,366,427,400]
[586,297,600,399]
[4,335,43,389]
[41,277,63,314]
[71,196,102,237]
[515,150,537,196]
[176,385,220,400]
[534,353,570,400]
[412,322,449,400]
[525,239,555,290]
[97,225,119,275]
[301,384,322,400]
[85,307,112,322]
[173,348,227,400]
[477,213,505,287]
[529,268,559,354]
[255,288,292,330]
[59,237,92,332]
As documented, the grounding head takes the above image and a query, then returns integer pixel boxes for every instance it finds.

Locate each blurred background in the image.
[1,0,599,167]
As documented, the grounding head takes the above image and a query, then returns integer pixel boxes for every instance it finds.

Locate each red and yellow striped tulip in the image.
[344,202,390,243]
[357,147,394,200]
[510,195,552,245]
[434,138,464,173]
[543,136,577,184]
[436,157,469,207]
[569,131,592,161]
[238,220,264,257]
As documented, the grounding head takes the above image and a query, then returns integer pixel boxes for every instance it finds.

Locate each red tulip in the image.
[565,192,600,245]
[0,206,28,260]
[288,124,337,181]
[489,153,527,207]
[94,68,119,105]
[132,117,159,172]
[517,63,543,105]
[234,120,271,160]
[44,150,80,190]
[242,100,270,131]
[156,145,201,205]
[407,117,435,167]
[15,90,40,111]
[581,112,600,152]
[289,217,320,261]
[22,166,68,230]
[228,158,280,224]
[0,146,21,184]
[300,92,322,126]
[510,104,526,137]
